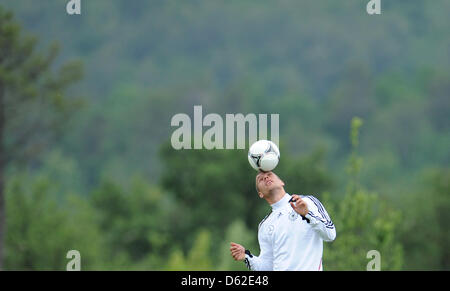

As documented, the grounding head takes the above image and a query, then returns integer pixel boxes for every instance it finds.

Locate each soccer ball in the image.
[248,140,280,172]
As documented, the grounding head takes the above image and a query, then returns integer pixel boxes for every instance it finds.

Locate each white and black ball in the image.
[248,140,280,172]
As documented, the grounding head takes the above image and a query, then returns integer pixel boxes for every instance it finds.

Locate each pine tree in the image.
[0,7,83,269]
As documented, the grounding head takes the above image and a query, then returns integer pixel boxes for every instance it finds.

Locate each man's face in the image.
[255,171,284,197]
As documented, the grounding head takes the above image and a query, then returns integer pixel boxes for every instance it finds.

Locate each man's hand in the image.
[230,242,246,261]
[290,194,308,216]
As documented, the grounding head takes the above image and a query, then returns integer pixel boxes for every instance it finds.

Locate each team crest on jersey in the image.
[289,210,299,221]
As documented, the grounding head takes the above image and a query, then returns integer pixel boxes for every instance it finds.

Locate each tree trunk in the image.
[0,80,5,270]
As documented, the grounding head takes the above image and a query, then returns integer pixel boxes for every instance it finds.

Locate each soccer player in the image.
[230,171,336,271]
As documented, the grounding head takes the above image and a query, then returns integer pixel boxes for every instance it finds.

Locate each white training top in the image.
[244,193,336,271]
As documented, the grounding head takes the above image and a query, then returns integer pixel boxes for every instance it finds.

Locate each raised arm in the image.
[290,194,336,242]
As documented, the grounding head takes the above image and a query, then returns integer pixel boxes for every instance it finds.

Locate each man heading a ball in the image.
[230,171,336,271]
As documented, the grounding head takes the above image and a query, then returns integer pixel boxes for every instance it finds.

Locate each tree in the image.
[217,220,257,270]
[400,168,450,270]
[324,118,404,270]
[4,174,104,270]
[0,7,83,269]
[165,229,213,271]
[90,176,177,269]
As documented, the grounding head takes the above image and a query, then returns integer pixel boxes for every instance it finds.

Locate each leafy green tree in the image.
[217,220,257,271]
[400,168,450,270]
[159,145,261,255]
[4,174,103,270]
[276,148,333,196]
[184,230,213,270]
[90,176,176,269]
[324,118,404,270]
[429,169,450,269]
[166,229,213,271]
[0,7,83,268]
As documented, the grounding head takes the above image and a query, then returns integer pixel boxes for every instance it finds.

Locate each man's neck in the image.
[265,187,286,205]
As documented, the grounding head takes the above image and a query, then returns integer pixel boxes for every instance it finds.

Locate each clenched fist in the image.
[289,194,309,216]
[230,242,246,261]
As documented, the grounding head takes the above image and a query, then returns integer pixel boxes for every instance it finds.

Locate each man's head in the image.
[255,171,285,199]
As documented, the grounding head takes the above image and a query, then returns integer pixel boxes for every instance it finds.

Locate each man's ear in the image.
[258,191,264,199]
